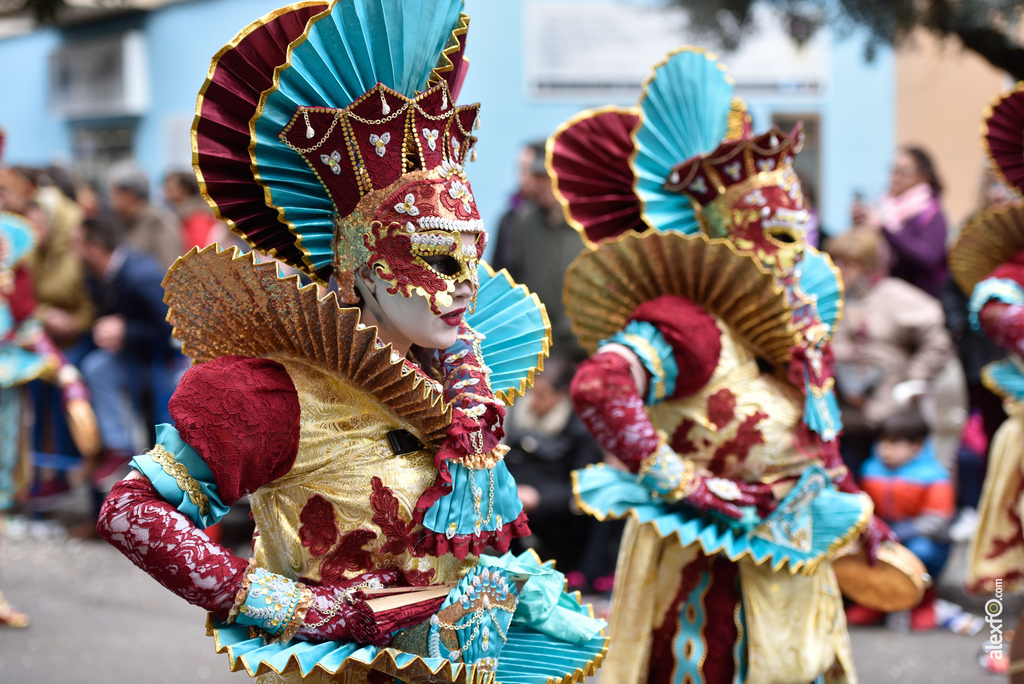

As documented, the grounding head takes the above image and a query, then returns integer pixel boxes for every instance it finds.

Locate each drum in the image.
[832,541,930,612]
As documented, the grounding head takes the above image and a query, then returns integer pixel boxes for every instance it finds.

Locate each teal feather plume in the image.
[631,48,736,235]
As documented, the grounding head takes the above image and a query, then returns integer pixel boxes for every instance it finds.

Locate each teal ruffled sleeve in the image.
[421,460,523,537]
[480,551,606,645]
[802,369,842,443]
[969,277,1024,331]
[601,320,679,405]
[130,423,230,529]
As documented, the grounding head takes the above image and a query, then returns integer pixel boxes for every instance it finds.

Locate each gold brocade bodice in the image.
[646,319,810,484]
[249,353,469,584]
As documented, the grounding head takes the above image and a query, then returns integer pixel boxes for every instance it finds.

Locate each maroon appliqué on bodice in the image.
[706,389,737,430]
[298,494,339,558]
[708,410,769,476]
[316,529,378,584]
[370,476,422,557]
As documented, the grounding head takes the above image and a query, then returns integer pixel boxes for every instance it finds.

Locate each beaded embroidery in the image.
[236,567,305,637]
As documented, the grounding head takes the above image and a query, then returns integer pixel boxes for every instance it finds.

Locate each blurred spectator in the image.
[800,173,821,248]
[25,186,93,348]
[943,168,1015,446]
[163,169,224,251]
[491,142,586,360]
[828,229,954,477]
[107,161,181,271]
[504,355,608,588]
[72,214,173,531]
[851,146,948,297]
[74,180,103,220]
[941,170,1017,541]
[491,141,544,273]
[850,409,953,631]
[950,410,988,541]
[0,165,39,214]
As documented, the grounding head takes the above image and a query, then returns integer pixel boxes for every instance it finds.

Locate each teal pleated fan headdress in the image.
[548,48,750,248]
[193,0,482,304]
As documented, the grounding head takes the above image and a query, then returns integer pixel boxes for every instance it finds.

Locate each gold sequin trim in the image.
[278,585,315,643]
[461,444,509,470]
[147,444,211,517]
[228,558,258,624]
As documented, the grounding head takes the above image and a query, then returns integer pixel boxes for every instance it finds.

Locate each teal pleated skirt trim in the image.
[573,463,872,575]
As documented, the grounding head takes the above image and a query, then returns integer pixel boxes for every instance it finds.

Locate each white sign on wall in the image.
[524,1,830,100]
[49,30,149,119]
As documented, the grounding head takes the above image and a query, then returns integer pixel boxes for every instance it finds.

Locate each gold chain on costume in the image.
[283,98,477,157]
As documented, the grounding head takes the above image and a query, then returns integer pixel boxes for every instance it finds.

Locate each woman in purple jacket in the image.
[853,146,948,296]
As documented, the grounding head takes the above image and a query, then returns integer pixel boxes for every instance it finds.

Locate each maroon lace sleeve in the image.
[99,477,250,619]
[169,356,301,505]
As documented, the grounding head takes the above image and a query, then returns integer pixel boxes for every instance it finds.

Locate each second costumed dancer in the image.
[97,2,607,682]
[549,48,928,683]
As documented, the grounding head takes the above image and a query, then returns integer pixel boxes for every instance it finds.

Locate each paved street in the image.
[0,513,1006,684]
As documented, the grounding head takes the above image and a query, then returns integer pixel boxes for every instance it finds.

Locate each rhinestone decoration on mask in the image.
[360,167,486,315]
[664,125,808,277]
[279,79,482,309]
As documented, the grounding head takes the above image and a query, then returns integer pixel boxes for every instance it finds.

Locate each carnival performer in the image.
[550,48,925,683]
[952,84,1024,682]
[96,3,607,683]
[0,131,99,627]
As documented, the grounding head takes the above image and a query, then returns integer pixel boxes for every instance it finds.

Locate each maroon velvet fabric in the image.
[9,265,36,324]
[194,3,330,280]
[169,356,300,505]
[629,295,722,399]
[981,301,1024,367]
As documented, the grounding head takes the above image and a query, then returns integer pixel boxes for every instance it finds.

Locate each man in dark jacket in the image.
[72,214,173,504]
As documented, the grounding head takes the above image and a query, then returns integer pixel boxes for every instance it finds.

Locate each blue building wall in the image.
[0,0,893,239]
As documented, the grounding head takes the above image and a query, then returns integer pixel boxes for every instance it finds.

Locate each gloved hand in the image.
[638,441,773,520]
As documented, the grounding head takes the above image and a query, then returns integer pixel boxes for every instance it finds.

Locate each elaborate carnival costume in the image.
[956,87,1024,607]
[0,132,98,627]
[96,3,606,683]
[550,49,920,683]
